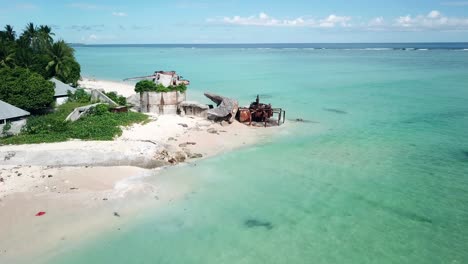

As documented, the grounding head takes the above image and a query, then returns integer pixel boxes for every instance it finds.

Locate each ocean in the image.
[52,43,468,263]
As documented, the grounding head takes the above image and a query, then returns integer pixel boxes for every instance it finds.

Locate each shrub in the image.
[174,83,187,93]
[1,122,12,136]
[0,101,148,144]
[155,83,170,93]
[134,79,187,93]
[104,91,127,106]
[24,115,69,134]
[135,80,156,93]
[90,104,110,115]
[0,67,54,113]
[67,88,91,103]
[61,60,81,87]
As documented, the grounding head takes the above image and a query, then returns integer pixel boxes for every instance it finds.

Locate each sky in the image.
[0,0,468,43]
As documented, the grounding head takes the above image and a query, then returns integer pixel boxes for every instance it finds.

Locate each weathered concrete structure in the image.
[179,101,209,118]
[124,71,190,87]
[139,91,186,115]
[91,90,119,107]
[65,103,102,122]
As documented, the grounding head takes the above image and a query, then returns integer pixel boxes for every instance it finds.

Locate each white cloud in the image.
[112,12,128,17]
[81,33,116,43]
[88,34,98,40]
[319,14,351,28]
[393,10,468,30]
[216,12,351,28]
[428,10,441,19]
[212,10,468,31]
[368,17,385,27]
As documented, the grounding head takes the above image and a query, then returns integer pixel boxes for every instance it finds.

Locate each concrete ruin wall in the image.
[0,119,27,137]
[91,90,119,107]
[179,101,209,118]
[140,91,186,114]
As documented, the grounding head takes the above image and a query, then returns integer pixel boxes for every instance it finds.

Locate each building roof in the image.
[0,100,30,120]
[50,77,76,97]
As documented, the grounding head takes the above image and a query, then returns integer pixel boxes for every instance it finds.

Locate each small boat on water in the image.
[124,71,190,87]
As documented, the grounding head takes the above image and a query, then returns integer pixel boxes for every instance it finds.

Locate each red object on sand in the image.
[35,211,46,216]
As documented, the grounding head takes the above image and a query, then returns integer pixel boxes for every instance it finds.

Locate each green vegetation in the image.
[0,101,148,145]
[0,23,146,146]
[67,88,91,103]
[0,23,81,86]
[134,80,156,93]
[104,91,127,106]
[134,80,187,93]
[1,122,12,136]
[0,67,55,113]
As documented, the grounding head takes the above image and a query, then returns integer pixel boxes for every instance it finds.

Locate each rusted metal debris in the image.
[236,95,285,127]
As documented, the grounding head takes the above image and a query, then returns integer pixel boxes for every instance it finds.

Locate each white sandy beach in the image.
[0,78,284,263]
[79,77,137,97]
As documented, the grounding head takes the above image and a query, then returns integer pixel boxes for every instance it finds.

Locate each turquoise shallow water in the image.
[52,46,468,263]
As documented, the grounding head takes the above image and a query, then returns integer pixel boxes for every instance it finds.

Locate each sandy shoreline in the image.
[79,77,137,97]
[0,78,286,263]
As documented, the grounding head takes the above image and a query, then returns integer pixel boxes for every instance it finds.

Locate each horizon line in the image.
[70,41,468,45]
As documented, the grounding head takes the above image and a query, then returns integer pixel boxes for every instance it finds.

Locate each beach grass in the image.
[0,102,148,145]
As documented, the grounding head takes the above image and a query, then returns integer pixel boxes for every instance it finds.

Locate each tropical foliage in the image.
[134,80,187,93]
[104,91,127,106]
[134,80,157,93]
[0,101,148,145]
[0,67,55,113]
[0,23,81,86]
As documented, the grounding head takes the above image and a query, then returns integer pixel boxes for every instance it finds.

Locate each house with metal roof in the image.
[50,77,77,105]
[0,100,30,124]
[0,100,30,136]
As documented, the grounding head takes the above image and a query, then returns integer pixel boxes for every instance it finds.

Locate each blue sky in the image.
[1,0,468,43]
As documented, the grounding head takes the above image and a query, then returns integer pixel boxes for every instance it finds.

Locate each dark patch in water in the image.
[401,110,468,125]
[354,195,433,224]
[462,151,468,160]
[289,118,320,123]
[323,108,347,114]
[244,219,273,230]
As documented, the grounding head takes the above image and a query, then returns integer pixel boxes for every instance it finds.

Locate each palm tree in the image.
[38,25,54,43]
[0,40,15,67]
[37,25,55,51]
[4,25,16,41]
[20,22,38,49]
[46,40,75,80]
[22,23,36,40]
[15,47,36,69]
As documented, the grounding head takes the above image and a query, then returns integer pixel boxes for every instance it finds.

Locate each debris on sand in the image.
[205,93,239,123]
